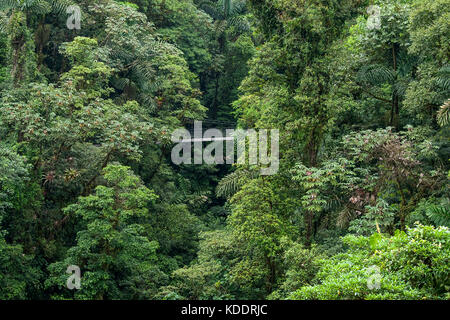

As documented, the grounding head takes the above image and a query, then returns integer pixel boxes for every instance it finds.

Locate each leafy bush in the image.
[290,224,450,300]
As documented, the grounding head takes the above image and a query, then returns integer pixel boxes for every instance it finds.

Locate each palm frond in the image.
[0,0,52,15]
[357,64,395,86]
[437,99,450,127]
[228,15,250,34]
[425,199,450,227]
[198,0,247,20]
[436,64,450,91]
[323,198,342,212]
[0,12,7,33]
[198,1,223,20]
[393,79,410,98]
[216,168,257,199]
[111,77,130,91]
[49,0,72,15]
[336,207,354,229]
[30,0,51,15]
[0,0,18,11]
[230,0,246,16]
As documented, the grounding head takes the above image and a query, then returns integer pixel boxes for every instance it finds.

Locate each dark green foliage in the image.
[0,235,41,299]
[0,0,448,301]
[45,164,161,299]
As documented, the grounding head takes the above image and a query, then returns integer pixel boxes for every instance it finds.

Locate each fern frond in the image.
[50,0,72,15]
[0,0,18,11]
[0,12,7,33]
[425,199,450,227]
[323,198,342,212]
[216,168,257,199]
[437,99,450,127]
[336,207,354,229]
[0,0,53,15]
[228,15,250,34]
[30,0,51,15]
[436,64,450,91]
[111,77,130,91]
[357,64,395,86]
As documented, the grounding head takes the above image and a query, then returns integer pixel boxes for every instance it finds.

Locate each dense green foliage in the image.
[0,0,448,300]
[290,224,449,300]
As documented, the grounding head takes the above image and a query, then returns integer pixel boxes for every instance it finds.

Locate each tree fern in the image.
[436,64,450,91]
[357,64,395,86]
[425,199,450,227]
[216,168,257,199]
[0,0,70,16]
[0,0,51,15]
[198,0,249,34]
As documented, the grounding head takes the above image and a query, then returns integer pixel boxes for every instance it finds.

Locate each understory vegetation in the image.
[0,0,448,300]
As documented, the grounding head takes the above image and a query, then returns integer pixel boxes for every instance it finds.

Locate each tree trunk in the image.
[9,11,28,87]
